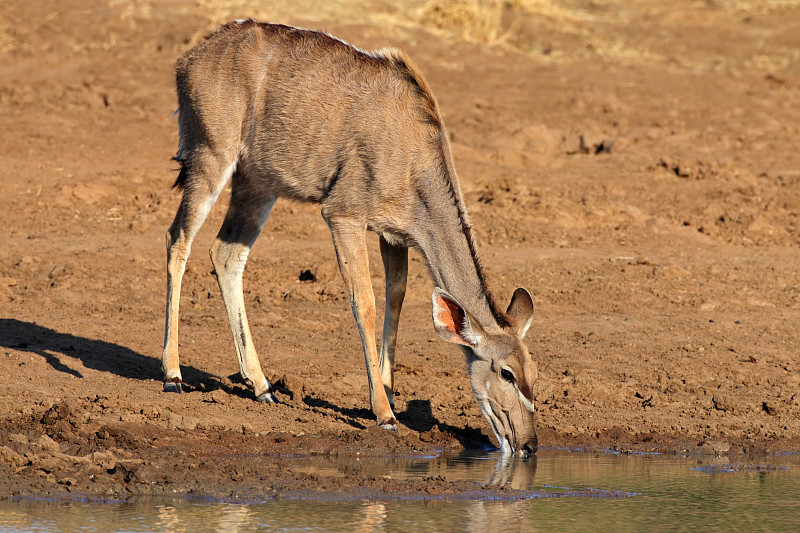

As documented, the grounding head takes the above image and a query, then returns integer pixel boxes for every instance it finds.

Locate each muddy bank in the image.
[1,398,797,502]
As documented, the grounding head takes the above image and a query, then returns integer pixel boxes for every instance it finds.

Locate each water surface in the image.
[2,449,798,532]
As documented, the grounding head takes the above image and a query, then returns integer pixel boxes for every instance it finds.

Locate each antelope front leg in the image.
[378,237,408,408]
[326,217,397,429]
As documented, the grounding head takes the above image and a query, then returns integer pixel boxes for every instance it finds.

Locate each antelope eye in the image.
[500,368,515,383]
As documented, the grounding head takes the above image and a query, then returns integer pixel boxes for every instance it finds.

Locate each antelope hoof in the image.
[379,417,398,431]
[163,381,183,394]
[256,391,281,404]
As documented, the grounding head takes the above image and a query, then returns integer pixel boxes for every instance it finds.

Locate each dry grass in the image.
[186,0,800,45]
[415,0,800,72]
[725,0,800,11]
[417,0,512,44]
[96,0,799,69]
[415,0,605,45]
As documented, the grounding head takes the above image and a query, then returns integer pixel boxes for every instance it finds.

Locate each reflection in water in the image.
[218,504,254,532]
[469,455,538,533]
[354,502,387,533]
[468,501,535,533]
[345,453,539,532]
[486,452,537,489]
[2,450,799,532]
[154,503,259,532]
[155,505,180,532]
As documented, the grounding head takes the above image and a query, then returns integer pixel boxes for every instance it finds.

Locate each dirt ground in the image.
[1,0,800,501]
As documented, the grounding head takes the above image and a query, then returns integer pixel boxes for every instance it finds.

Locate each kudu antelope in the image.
[162,20,538,454]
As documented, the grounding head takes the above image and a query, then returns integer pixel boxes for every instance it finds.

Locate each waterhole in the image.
[2,448,798,531]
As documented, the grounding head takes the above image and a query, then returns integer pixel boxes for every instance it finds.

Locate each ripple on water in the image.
[690,463,790,474]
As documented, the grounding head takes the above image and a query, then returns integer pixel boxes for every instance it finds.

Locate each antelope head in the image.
[432,287,537,455]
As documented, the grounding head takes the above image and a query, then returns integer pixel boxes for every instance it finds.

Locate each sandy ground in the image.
[1,0,800,500]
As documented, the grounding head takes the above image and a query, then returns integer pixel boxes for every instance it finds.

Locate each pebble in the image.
[209,389,229,405]
[762,401,779,416]
[698,439,731,455]
[712,393,736,413]
[36,434,61,454]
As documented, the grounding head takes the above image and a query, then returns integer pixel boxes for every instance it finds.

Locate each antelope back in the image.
[174,20,443,220]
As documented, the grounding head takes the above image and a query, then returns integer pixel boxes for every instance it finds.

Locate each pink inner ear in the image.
[435,295,469,345]
[436,309,458,336]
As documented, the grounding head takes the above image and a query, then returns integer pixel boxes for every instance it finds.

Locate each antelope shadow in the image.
[0,319,500,443]
[398,399,495,450]
[0,318,234,394]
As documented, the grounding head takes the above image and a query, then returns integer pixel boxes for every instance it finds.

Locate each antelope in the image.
[161,20,538,454]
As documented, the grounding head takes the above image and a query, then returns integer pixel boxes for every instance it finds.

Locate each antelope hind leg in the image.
[378,237,408,409]
[162,161,232,393]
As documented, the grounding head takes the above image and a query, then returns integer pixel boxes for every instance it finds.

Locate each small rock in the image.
[35,455,62,474]
[92,450,116,471]
[763,401,779,416]
[579,128,606,154]
[41,402,73,426]
[0,285,14,302]
[0,445,26,467]
[8,433,28,445]
[58,476,77,486]
[84,464,103,477]
[72,182,114,204]
[698,439,730,455]
[209,389,228,405]
[164,411,198,431]
[177,415,199,431]
[765,73,787,85]
[712,393,737,413]
[36,434,61,454]
[273,374,304,400]
[609,136,631,153]
[562,134,583,155]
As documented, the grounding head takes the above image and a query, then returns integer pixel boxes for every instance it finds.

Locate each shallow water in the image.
[2,449,799,532]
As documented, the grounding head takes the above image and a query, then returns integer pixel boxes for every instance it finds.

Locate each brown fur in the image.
[160,21,536,452]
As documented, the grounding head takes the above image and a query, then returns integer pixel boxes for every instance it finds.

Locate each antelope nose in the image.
[521,440,537,455]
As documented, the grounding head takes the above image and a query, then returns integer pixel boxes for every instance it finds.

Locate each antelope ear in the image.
[506,287,534,339]
[431,288,485,348]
